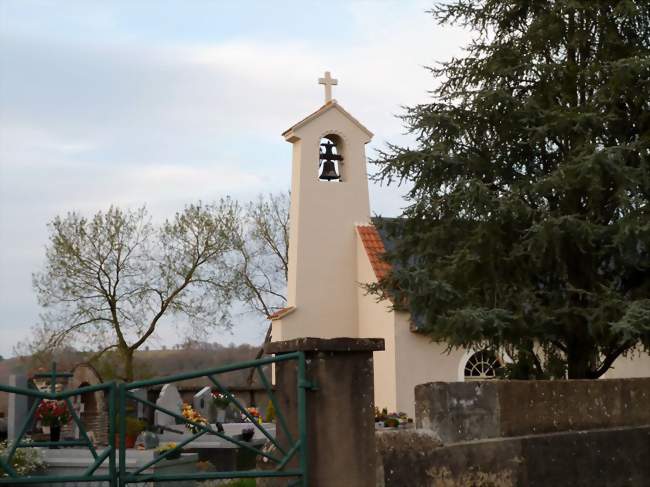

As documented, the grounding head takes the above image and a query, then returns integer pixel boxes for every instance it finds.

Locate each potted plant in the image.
[35,400,72,447]
[242,406,262,424]
[126,417,146,447]
[181,404,208,434]
[114,417,146,448]
[383,417,400,428]
[264,401,276,423]
[374,408,412,429]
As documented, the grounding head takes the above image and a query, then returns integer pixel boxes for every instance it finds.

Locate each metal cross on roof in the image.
[32,361,73,393]
[318,71,338,103]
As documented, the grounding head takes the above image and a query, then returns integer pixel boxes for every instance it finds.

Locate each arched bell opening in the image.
[318,134,344,182]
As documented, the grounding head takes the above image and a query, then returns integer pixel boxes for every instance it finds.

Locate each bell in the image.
[319,140,342,181]
[319,160,339,181]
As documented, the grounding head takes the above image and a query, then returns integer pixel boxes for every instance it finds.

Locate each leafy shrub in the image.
[0,441,46,477]
[124,417,146,437]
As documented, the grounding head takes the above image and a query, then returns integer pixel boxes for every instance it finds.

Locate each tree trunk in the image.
[246,323,273,386]
[566,344,596,379]
[121,348,135,382]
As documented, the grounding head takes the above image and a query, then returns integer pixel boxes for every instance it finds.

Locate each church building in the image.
[270,72,650,417]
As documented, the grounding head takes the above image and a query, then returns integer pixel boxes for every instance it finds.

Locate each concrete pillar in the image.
[265,337,385,487]
[8,374,28,441]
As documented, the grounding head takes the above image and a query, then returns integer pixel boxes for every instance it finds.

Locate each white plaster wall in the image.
[394,311,466,418]
[354,232,467,417]
[602,347,650,379]
[355,233,398,413]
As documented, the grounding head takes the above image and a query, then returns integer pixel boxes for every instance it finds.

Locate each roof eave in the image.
[268,306,297,321]
[282,100,373,142]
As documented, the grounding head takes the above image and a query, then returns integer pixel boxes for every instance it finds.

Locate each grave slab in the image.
[33,448,198,486]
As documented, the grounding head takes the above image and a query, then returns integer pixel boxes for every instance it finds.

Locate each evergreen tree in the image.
[373,0,650,379]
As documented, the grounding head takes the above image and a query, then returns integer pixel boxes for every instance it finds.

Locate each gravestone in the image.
[8,374,28,440]
[130,388,147,420]
[155,384,183,428]
[193,386,214,422]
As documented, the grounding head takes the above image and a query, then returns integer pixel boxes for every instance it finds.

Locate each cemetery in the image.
[3,339,650,486]
[1,1,650,485]
[1,353,297,486]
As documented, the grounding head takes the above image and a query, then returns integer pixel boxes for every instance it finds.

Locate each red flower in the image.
[36,400,71,426]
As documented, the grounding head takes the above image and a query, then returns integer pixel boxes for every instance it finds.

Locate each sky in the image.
[0,0,470,358]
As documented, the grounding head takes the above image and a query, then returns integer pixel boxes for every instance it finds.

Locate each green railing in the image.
[0,352,310,486]
[119,351,309,486]
[0,371,117,486]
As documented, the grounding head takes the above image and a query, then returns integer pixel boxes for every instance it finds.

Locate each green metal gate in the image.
[0,363,118,486]
[0,352,309,486]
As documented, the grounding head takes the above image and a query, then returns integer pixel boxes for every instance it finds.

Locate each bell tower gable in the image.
[282,100,373,144]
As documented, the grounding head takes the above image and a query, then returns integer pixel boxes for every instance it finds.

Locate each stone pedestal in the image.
[8,374,28,441]
[265,337,384,487]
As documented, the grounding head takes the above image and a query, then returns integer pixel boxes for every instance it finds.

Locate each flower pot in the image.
[49,425,61,448]
[114,434,137,449]
[241,427,255,442]
[216,409,226,423]
[384,418,400,428]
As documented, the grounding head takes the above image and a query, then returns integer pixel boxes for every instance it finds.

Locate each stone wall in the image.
[377,377,650,486]
[415,377,650,443]
[377,426,650,487]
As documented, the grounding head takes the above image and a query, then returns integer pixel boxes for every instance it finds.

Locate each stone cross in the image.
[318,71,338,103]
[154,384,183,428]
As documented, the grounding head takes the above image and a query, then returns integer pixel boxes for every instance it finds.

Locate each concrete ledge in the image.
[377,426,650,487]
[416,377,650,443]
[265,337,385,354]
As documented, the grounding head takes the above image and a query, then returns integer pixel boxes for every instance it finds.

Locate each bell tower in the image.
[271,72,373,340]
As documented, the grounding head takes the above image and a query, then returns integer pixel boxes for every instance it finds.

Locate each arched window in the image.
[463,350,502,381]
[318,135,343,181]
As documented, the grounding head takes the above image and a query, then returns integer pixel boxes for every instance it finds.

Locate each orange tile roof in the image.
[267,306,296,321]
[357,224,392,281]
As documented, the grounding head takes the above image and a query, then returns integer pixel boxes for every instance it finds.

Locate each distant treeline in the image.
[0,341,260,383]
